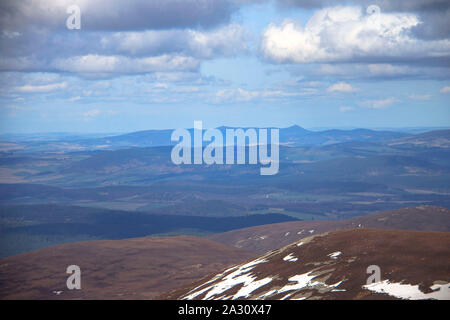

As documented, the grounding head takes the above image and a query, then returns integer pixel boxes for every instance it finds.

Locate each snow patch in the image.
[278,273,317,293]
[182,258,272,300]
[328,251,342,259]
[363,280,450,300]
[291,296,308,300]
[280,293,293,300]
[283,253,298,262]
[278,272,343,296]
[258,289,277,299]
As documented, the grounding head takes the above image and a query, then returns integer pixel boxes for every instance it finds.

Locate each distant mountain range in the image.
[76,125,413,148]
[5,125,445,152]
[388,129,450,148]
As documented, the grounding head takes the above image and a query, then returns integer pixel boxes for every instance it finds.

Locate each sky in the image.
[0,0,449,133]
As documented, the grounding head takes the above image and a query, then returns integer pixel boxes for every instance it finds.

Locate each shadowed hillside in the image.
[0,236,254,300]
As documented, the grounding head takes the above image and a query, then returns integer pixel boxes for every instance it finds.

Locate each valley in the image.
[0,126,449,300]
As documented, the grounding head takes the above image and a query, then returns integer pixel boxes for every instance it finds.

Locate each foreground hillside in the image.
[0,236,253,300]
[162,229,450,300]
[208,206,450,253]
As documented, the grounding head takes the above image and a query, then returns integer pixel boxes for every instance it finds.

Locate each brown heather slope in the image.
[0,236,254,300]
[161,229,450,300]
[207,206,450,254]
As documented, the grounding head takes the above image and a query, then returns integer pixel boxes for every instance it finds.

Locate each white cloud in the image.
[145,82,170,93]
[327,82,356,92]
[408,94,431,100]
[368,64,415,77]
[311,63,447,80]
[361,97,398,109]
[261,6,450,64]
[213,87,317,103]
[0,24,247,78]
[277,0,450,41]
[262,88,318,97]
[0,2,249,78]
[82,109,101,121]
[339,106,354,112]
[69,96,81,102]
[51,54,199,75]
[154,83,169,89]
[15,82,67,93]
[2,30,21,39]
[440,86,450,93]
[306,81,323,87]
[215,88,259,102]
[174,86,200,93]
[105,24,247,59]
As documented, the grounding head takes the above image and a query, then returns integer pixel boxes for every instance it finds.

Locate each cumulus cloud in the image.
[327,82,356,92]
[278,0,447,12]
[101,24,248,58]
[0,0,238,32]
[0,25,247,75]
[261,6,450,64]
[277,0,450,40]
[51,55,199,76]
[0,1,250,78]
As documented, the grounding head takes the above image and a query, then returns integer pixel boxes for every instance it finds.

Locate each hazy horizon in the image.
[1,125,450,136]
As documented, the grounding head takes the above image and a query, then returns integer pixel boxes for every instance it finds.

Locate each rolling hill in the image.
[0,236,254,300]
[208,206,450,254]
[0,204,297,257]
[2,125,413,152]
[389,129,450,149]
[162,229,450,300]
